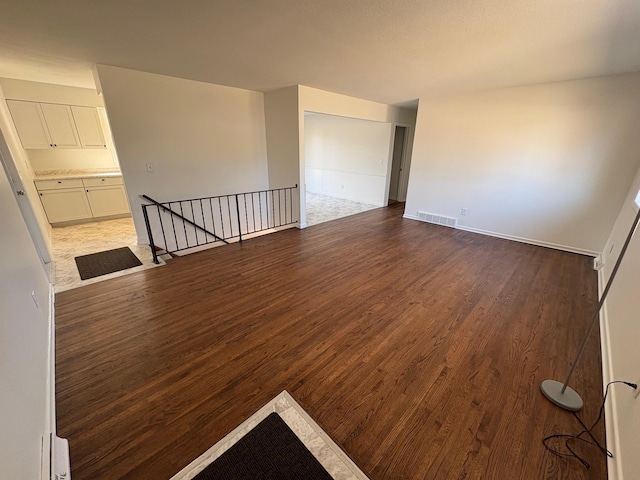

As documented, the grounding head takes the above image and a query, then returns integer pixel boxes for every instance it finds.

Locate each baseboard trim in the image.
[403,215,599,256]
[456,225,599,256]
[598,268,622,480]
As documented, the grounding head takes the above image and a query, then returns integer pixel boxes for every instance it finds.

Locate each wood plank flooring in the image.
[55,204,606,479]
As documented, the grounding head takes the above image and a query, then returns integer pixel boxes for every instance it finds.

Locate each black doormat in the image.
[193,412,334,480]
[74,247,142,280]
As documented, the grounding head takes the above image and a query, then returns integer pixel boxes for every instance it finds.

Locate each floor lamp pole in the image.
[541,206,640,411]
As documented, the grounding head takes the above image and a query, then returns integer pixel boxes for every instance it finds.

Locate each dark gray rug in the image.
[193,412,333,480]
[74,246,142,280]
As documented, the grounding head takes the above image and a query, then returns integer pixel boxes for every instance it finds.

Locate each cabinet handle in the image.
[49,144,53,147]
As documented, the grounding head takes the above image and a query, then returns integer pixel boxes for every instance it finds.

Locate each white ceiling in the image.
[2,0,640,105]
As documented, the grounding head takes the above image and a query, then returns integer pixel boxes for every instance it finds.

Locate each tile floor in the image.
[305,192,380,227]
[171,391,369,480]
[52,217,164,292]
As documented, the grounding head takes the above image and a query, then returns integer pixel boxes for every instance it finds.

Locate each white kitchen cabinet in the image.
[71,106,107,148]
[38,188,93,223]
[85,182,130,217]
[35,178,85,190]
[36,175,130,224]
[6,100,52,149]
[39,103,81,148]
[7,100,108,150]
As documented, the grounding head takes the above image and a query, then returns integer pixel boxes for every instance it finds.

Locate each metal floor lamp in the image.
[541,205,640,411]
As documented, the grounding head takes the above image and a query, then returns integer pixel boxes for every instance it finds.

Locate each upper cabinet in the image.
[40,103,81,148]
[71,106,107,148]
[7,100,107,150]
[6,100,52,149]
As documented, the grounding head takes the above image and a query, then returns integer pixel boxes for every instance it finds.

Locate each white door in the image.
[0,131,52,266]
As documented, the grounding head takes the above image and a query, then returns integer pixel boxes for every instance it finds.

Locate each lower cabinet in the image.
[86,185,130,217]
[36,175,131,224]
[82,176,130,218]
[39,188,93,223]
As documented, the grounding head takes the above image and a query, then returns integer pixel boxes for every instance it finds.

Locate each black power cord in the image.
[542,380,638,469]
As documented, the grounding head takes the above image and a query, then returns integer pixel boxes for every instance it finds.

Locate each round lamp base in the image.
[540,379,584,411]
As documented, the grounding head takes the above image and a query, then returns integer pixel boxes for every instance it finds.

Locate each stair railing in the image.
[141,185,298,264]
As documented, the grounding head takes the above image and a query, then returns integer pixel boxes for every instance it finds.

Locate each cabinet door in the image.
[6,100,52,149]
[71,106,107,148]
[86,185,130,217]
[39,188,93,223]
[40,103,81,148]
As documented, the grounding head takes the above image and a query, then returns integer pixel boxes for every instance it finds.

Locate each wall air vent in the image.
[417,211,458,228]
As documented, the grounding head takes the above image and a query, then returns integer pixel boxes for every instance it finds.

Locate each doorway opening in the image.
[302,112,391,227]
[388,125,410,205]
[1,82,159,291]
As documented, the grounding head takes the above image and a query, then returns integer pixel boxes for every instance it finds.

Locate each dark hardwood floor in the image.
[55,204,605,479]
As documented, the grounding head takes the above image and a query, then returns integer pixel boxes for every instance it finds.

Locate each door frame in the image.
[0,129,52,267]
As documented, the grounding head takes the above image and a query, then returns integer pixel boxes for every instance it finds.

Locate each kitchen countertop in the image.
[33,169,122,181]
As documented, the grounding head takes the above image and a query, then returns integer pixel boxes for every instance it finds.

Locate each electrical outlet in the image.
[460,207,468,216]
[146,162,154,172]
[634,377,640,399]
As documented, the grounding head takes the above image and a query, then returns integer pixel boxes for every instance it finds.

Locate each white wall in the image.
[96,65,270,243]
[0,78,119,172]
[0,160,52,479]
[26,146,118,171]
[600,163,640,480]
[304,113,392,205]
[406,72,640,254]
